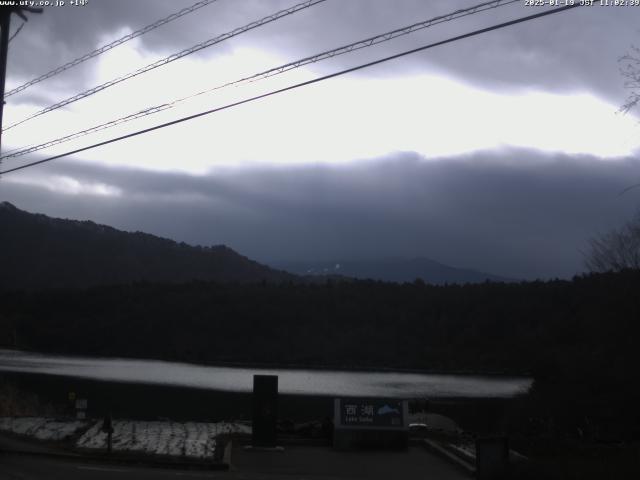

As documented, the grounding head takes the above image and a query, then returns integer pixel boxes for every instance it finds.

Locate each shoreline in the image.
[1,371,520,429]
[0,347,532,379]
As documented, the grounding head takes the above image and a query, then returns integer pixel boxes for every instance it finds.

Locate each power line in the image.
[2,104,172,160]
[618,183,640,196]
[4,0,221,98]
[8,21,25,44]
[180,0,522,102]
[0,142,37,157]
[2,0,326,132]
[0,6,42,160]
[0,4,581,176]
[1,0,520,161]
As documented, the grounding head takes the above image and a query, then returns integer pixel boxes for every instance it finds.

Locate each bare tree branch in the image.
[618,45,640,114]
[585,212,640,272]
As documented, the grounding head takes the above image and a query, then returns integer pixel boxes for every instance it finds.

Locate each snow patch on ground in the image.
[448,442,476,460]
[0,417,88,441]
[0,416,251,459]
[76,420,251,459]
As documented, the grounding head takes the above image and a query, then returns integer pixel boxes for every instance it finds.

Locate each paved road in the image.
[232,444,469,480]
[1,454,224,480]
[0,445,469,480]
[0,431,468,479]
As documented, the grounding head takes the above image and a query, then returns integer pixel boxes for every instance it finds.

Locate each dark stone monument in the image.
[476,436,509,480]
[251,374,278,448]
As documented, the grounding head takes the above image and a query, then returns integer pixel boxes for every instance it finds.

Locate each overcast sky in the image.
[1,0,639,279]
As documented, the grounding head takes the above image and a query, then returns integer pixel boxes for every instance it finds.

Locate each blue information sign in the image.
[338,398,405,428]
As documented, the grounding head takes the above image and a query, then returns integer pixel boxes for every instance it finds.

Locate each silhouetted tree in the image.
[617,46,640,200]
[585,212,640,272]
[619,45,640,114]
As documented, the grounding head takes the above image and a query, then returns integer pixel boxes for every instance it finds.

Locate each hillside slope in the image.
[0,202,294,289]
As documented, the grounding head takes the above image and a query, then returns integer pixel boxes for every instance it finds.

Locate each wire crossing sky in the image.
[2,0,327,132]
[0,0,521,162]
[1,0,638,280]
[0,3,582,176]
[4,0,221,98]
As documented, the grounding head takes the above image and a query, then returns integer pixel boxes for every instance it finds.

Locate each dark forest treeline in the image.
[1,270,639,439]
[0,270,638,375]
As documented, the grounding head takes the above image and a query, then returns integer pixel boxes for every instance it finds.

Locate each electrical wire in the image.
[8,21,25,44]
[1,0,519,161]
[2,0,327,132]
[0,4,581,176]
[4,0,221,98]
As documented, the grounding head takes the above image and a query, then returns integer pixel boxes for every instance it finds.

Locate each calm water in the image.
[0,349,531,398]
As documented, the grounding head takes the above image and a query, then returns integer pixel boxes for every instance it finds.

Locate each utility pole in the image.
[0,6,42,157]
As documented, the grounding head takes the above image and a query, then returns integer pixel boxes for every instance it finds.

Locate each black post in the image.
[476,436,509,480]
[0,8,11,156]
[102,411,114,454]
[252,375,278,447]
[0,6,42,158]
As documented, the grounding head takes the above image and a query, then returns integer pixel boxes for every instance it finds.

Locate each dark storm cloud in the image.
[5,0,317,85]
[2,148,639,280]
[5,1,637,108]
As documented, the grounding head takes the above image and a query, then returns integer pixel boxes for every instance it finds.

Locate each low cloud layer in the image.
[2,148,639,280]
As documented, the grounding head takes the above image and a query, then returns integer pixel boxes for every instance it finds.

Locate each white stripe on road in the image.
[174,473,219,477]
[76,465,130,473]
[76,464,218,477]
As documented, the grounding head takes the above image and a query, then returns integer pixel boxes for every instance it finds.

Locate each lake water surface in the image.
[0,349,531,398]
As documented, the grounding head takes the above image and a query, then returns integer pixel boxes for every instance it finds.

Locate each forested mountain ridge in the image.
[274,258,516,284]
[0,202,294,289]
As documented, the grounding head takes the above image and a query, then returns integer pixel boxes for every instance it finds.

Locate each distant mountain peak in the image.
[273,258,516,285]
[0,201,17,210]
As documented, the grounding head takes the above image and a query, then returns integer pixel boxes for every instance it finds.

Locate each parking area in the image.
[231,443,470,480]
